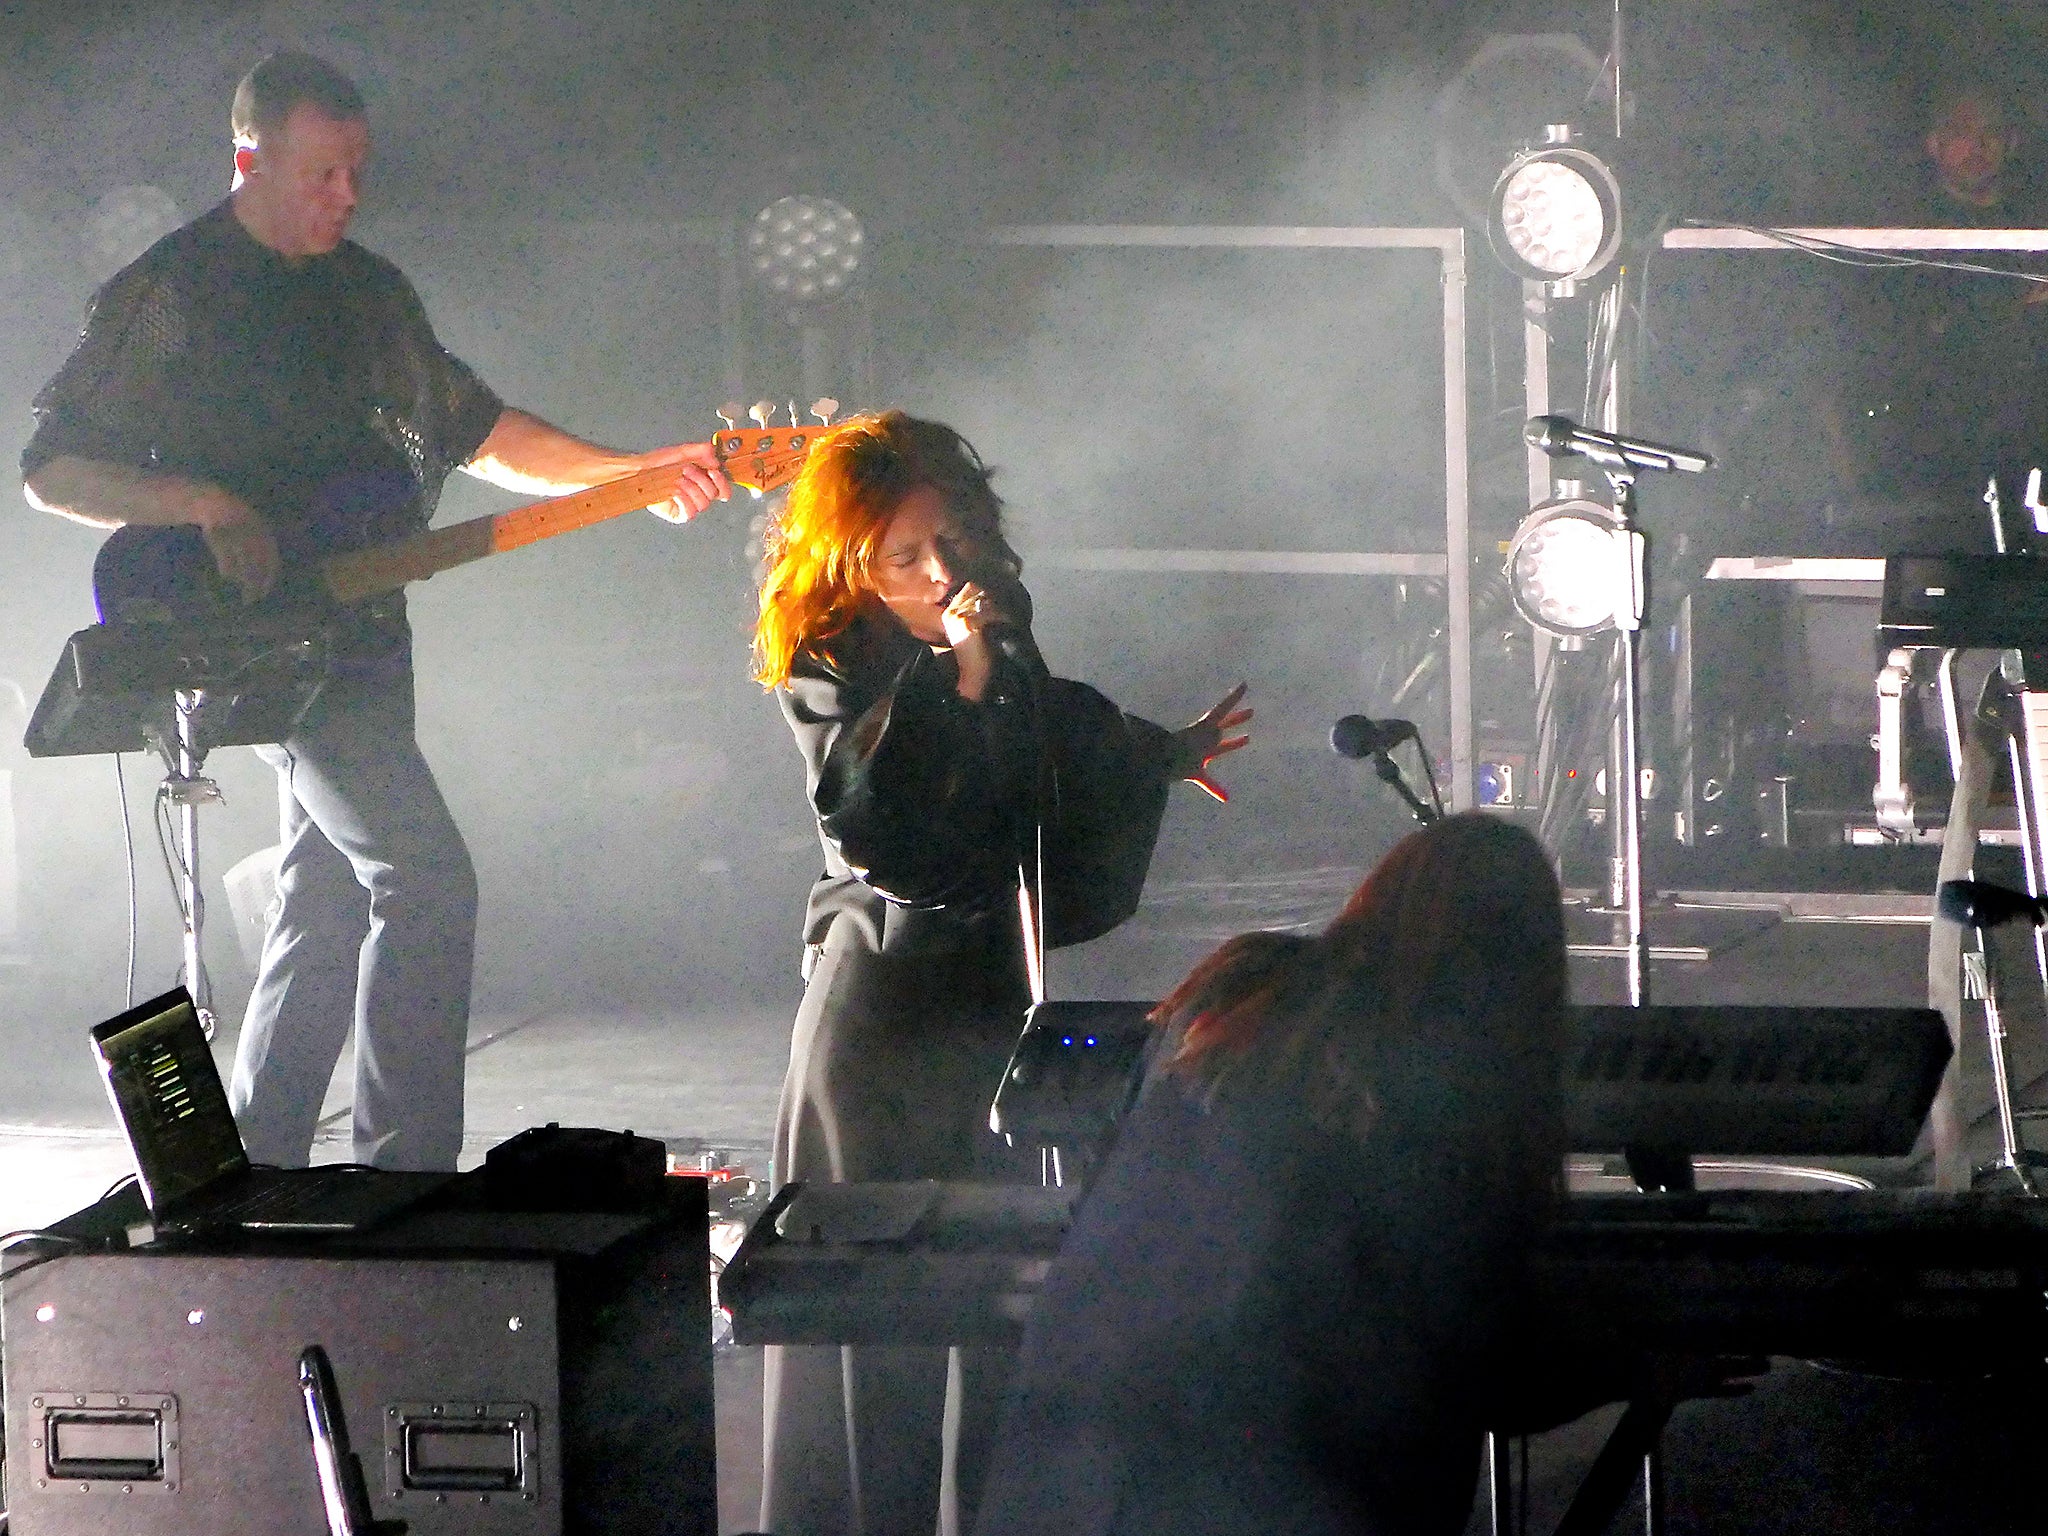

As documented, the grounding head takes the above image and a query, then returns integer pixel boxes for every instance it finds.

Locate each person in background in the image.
[752,409,1250,1536]
[1818,75,2048,547]
[975,813,1566,1536]
[1920,81,2040,226]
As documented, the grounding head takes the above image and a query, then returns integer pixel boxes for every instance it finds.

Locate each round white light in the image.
[1487,144,1620,285]
[1499,161,1605,276]
[748,196,864,302]
[1506,498,1626,636]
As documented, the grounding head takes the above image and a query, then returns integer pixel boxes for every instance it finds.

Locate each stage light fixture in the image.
[1432,33,1608,226]
[1487,130,1620,289]
[1505,496,1628,637]
[748,195,864,302]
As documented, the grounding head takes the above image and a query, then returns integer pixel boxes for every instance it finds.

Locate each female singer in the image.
[752,410,1251,1536]
[975,813,1568,1536]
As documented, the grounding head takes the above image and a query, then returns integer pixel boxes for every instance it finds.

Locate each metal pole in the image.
[1610,0,1626,141]
[1612,473,1649,1005]
[1525,279,1560,815]
[1617,632,1647,1003]
[173,691,218,1038]
[1523,281,1554,512]
[1443,233,1474,810]
[1486,1432,1514,1536]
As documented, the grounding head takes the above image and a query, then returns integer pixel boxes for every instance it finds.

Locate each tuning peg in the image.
[810,397,839,425]
[787,401,801,432]
[717,402,743,429]
[749,399,777,428]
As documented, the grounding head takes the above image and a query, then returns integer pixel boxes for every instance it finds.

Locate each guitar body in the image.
[91,468,420,625]
[93,524,236,625]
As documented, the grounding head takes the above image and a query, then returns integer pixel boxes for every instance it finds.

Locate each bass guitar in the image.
[92,404,826,625]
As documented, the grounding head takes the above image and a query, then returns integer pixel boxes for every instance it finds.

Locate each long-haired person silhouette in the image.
[976,813,1567,1536]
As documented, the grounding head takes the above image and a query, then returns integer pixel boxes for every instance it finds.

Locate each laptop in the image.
[90,987,444,1237]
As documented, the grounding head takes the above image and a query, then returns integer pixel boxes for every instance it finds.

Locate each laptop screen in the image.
[91,988,250,1212]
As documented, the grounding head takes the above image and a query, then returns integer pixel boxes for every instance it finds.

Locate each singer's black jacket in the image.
[778,607,1178,959]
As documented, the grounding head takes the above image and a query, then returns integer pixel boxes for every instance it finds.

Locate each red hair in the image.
[1156,814,1567,1194]
[752,411,1008,688]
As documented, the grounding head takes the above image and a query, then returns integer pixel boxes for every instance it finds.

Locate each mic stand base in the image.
[1563,895,1776,966]
[1971,1154,2048,1197]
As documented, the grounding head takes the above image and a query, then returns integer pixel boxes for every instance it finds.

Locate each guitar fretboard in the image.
[312,425,812,606]
[320,462,687,605]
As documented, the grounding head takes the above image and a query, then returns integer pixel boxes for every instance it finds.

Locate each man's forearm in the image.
[23,454,222,531]
[460,408,639,496]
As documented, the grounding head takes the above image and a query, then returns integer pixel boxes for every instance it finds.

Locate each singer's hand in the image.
[941,580,1009,702]
[1171,682,1252,803]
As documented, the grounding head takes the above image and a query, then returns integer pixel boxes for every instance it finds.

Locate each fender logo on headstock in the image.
[712,431,811,495]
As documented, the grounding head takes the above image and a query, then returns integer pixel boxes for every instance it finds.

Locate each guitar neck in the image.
[319,463,688,606]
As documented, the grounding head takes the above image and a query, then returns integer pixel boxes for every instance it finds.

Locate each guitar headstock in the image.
[711,400,839,496]
[711,426,814,496]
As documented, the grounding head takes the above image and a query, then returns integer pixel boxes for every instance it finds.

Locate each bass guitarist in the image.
[20,52,729,1171]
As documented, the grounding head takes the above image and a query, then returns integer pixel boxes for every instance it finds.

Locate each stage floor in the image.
[4,911,2045,1532]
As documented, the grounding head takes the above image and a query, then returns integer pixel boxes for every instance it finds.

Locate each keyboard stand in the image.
[1925,656,2048,1192]
[25,618,330,1039]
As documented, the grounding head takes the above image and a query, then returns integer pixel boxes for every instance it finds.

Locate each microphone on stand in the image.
[1938,879,2048,929]
[1524,414,1712,475]
[1330,714,1418,760]
[1330,715,1437,824]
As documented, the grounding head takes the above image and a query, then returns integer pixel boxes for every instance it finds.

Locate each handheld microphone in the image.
[1524,414,1712,475]
[1938,879,2048,929]
[945,564,1042,672]
[984,621,1037,668]
[1330,715,1417,760]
